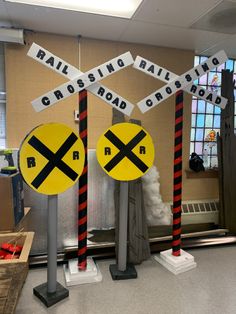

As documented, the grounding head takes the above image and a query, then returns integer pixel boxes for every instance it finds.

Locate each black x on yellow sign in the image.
[19,123,85,195]
[96,123,155,181]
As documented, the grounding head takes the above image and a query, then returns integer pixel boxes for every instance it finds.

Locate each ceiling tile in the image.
[121,20,230,53]
[191,0,236,34]
[197,34,236,58]
[1,0,236,59]
[134,0,221,27]
[3,2,130,39]
[0,0,12,26]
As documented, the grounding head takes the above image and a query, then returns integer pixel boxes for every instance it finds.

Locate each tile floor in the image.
[16,246,236,314]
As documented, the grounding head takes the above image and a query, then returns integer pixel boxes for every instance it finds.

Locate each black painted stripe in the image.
[175,111,183,120]
[174,177,182,185]
[174,189,182,196]
[79,192,87,203]
[79,224,87,234]
[173,224,181,231]
[173,211,182,219]
[175,136,182,146]
[174,163,182,172]
[175,122,183,132]
[172,245,181,252]
[173,234,181,241]
[173,199,182,208]
[78,252,87,261]
[174,150,182,159]
[29,133,78,188]
[176,92,183,103]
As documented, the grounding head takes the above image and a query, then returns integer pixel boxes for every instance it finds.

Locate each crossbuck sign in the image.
[28,43,135,116]
[28,44,228,115]
[133,50,228,113]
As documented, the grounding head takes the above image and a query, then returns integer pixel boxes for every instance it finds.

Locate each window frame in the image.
[190,55,236,168]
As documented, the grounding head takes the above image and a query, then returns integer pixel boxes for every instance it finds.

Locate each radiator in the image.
[170,200,219,225]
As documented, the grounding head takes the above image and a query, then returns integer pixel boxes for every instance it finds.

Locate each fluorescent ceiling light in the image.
[4,0,143,18]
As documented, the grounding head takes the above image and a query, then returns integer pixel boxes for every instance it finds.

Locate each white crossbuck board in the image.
[28,43,134,116]
[134,56,228,111]
[135,50,228,113]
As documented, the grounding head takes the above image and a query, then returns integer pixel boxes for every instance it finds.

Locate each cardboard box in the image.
[0,172,24,231]
[0,232,34,314]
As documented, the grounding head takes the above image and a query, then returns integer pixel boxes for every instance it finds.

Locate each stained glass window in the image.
[190,56,236,169]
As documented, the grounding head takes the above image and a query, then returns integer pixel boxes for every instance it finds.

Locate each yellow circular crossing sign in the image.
[96,122,155,181]
[19,123,85,195]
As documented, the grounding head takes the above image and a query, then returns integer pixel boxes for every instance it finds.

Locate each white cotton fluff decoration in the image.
[142,166,172,225]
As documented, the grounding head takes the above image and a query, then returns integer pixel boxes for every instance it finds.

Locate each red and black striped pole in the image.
[78,89,88,270]
[172,90,183,257]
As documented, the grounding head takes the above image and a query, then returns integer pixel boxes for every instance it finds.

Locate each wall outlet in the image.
[74,110,79,121]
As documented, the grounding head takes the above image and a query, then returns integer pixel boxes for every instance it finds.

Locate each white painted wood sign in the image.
[27,43,135,116]
[135,50,228,113]
[133,56,228,110]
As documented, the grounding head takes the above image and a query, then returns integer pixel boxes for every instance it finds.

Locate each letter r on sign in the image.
[73,151,79,160]
[105,147,111,155]
[139,146,146,154]
[27,157,36,168]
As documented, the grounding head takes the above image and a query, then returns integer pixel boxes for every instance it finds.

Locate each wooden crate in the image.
[0,232,34,314]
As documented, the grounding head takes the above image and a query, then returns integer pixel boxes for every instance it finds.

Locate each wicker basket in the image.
[0,232,34,314]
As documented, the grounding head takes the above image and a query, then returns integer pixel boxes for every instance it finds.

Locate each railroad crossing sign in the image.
[27,43,134,116]
[134,50,228,113]
[96,123,155,181]
[19,123,85,195]
[134,55,228,111]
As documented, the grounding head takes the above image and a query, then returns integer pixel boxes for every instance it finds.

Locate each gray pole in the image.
[33,194,69,306]
[47,194,58,293]
[118,181,129,272]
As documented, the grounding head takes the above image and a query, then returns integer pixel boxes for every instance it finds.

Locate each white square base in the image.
[154,249,197,275]
[63,257,102,286]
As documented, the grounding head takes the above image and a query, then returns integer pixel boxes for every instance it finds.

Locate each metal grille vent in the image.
[171,200,219,214]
